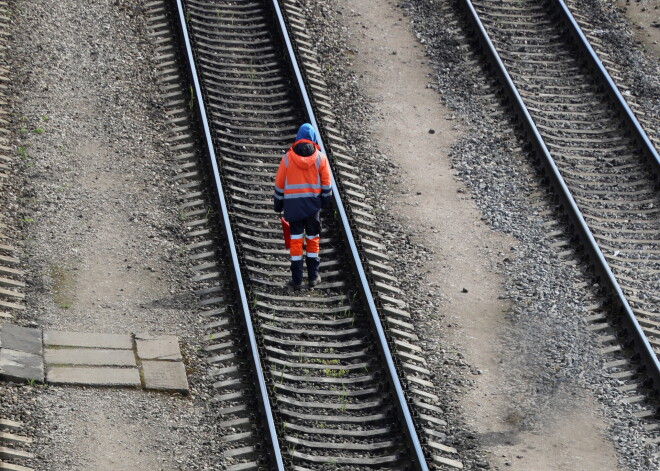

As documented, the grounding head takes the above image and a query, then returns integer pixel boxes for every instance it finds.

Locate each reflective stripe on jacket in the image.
[274,139,332,221]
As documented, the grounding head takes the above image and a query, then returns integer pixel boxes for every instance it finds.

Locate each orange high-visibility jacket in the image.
[274,139,332,221]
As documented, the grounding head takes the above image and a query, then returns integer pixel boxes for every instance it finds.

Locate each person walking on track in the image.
[274,123,333,291]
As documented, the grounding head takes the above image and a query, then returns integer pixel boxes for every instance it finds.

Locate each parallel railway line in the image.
[459,0,660,419]
[0,0,33,467]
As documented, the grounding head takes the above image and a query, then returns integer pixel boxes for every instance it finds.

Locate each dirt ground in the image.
[614,0,660,61]
[334,0,623,469]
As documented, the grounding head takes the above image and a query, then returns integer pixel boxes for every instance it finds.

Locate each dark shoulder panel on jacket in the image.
[293,142,315,157]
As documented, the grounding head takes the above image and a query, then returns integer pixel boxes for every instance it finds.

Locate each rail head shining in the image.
[459,0,660,388]
[550,0,660,179]
[270,1,430,469]
[173,1,285,469]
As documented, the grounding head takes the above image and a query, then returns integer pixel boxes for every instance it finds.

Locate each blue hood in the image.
[296,123,317,143]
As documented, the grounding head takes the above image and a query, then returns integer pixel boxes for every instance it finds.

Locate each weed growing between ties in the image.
[17,146,29,159]
[307,358,350,378]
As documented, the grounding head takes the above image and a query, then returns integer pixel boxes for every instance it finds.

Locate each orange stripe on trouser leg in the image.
[290,237,304,258]
[305,235,320,255]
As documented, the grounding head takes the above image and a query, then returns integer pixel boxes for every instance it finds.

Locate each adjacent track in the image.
[459,0,660,387]
[172,0,434,468]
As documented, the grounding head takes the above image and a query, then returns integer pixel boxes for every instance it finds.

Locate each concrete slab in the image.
[141,360,189,393]
[43,330,133,350]
[0,349,44,382]
[135,334,181,361]
[0,325,42,355]
[46,366,141,387]
[44,348,136,367]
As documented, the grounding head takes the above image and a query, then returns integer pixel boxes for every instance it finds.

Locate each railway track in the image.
[0,0,34,468]
[459,0,660,412]
[144,0,462,469]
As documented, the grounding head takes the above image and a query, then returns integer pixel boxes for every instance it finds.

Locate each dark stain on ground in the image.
[474,431,521,447]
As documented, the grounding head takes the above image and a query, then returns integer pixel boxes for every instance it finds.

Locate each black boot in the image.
[306,256,321,287]
[289,259,304,291]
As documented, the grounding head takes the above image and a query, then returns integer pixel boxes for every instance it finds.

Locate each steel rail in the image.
[269,1,429,469]
[549,0,660,180]
[458,0,660,389]
[172,1,285,468]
